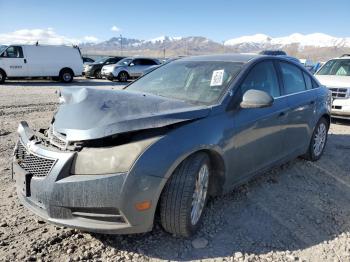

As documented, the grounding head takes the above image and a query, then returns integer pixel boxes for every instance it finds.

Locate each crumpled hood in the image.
[54,87,210,141]
[315,75,350,88]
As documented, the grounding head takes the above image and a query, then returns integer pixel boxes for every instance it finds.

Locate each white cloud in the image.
[0,28,99,45]
[110,25,120,32]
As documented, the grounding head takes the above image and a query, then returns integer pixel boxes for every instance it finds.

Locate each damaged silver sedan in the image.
[13,54,331,237]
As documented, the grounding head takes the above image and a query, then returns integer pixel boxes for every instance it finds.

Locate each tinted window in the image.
[241,61,280,97]
[1,46,23,58]
[303,72,313,90]
[279,62,306,94]
[132,59,142,66]
[140,59,157,65]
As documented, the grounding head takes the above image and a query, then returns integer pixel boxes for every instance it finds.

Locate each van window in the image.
[1,46,23,58]
[279,62,306,94]
[241,61,280,98]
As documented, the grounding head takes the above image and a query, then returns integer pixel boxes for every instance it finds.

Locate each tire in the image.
[160,152,211,237]
[59,69,73,83]
[117,71,129,82]
[0,70,6,84]
[303,117,329,161]
[94,69,102,79]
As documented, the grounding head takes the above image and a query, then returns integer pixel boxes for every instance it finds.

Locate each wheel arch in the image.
[59,67,74,77]
[0,68,7,77]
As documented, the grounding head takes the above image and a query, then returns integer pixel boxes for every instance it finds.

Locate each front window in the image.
[0,45,7,54]
[126,60,243,105]
[317,59,350,76]
[0,46,23,58]
[116,58,133,66]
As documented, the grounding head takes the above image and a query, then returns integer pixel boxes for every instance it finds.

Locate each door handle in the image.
[24,59,27,64]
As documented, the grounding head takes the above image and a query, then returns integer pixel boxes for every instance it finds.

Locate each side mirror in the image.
[240,89,274,109]
[129,63,135,67]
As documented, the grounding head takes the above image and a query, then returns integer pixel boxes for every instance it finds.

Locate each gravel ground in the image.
[1,78,350,262]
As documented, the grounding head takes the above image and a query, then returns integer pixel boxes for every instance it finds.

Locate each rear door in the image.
[0,46,27,77]
[278,61,318,154]
[227,60,290,185]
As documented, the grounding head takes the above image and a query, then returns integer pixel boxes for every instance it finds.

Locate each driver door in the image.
[225,61,290,185]
[0,46,27,77]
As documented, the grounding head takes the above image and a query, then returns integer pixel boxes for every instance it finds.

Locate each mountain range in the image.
[80,33,350,61]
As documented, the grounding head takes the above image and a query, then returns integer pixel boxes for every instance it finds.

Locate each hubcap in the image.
[191,164,209,225]
[313,123,327,156]
[63,73,71,82]
[0,74,2,81]
[120,73,127,82]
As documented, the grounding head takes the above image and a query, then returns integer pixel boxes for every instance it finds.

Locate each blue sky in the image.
[0,0,349,43]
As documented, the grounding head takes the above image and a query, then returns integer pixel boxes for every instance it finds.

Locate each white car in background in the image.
[101,57,160,82]
[0,44,83,84]
[315,55,350,119]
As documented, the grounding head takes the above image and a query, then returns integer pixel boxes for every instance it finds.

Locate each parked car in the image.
[13,54,331,237]
[101,57,160,81]
[0,44,83,84]
[82,57,95,75]
[84,56,125,79]
[315,55,350,119]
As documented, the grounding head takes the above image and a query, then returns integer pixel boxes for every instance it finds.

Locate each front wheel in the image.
[160,153,210,237]
[117,71,129,82]
[303,117,329,161]
[0,70,6,84]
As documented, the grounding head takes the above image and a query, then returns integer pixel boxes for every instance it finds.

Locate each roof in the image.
[180,53,262,63]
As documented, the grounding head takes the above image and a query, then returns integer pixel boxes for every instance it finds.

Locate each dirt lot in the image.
[1,78,350,262]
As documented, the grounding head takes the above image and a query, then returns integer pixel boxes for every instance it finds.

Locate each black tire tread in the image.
[303,117,329,161]
[160,152,209,237]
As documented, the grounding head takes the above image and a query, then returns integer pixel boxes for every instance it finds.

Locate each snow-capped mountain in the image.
[224,33,350,48]
[80,33,350,61]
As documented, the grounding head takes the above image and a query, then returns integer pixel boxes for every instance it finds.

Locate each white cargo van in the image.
[0,44,83,84]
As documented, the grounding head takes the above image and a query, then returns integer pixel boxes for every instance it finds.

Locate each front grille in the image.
[15,141,56,177]
[48,127,68,150]
[329,87,349,99]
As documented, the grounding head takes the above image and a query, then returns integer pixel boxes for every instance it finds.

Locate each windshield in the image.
[0,45,7,54]
[317,59,350,76]
[94,57,109,64]
[126,60,243,105]
[116,58,133,66]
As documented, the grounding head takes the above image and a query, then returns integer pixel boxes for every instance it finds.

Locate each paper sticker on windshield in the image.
[210,70,224,86]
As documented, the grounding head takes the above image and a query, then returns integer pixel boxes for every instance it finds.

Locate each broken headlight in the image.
[71,137,160,175]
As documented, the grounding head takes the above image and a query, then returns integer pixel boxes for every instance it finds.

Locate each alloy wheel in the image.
[313,122,327,157]
[191,164,209,225]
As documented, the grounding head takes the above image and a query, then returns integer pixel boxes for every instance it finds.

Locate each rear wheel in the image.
[160,152,210,237]
[0,70,6,84]
[303,117,329,161]
[59,69,73,83]
[117,71,129,82]
[94,69,102,79]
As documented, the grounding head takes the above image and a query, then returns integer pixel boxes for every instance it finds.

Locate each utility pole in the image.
[120,34,123,56]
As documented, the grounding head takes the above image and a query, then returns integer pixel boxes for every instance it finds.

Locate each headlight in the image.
[71,136,160,175]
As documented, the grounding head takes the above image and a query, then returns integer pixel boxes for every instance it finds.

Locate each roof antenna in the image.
[35,41,39,46]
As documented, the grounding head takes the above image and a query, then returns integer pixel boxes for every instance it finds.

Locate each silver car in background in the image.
[101,57,160,82]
